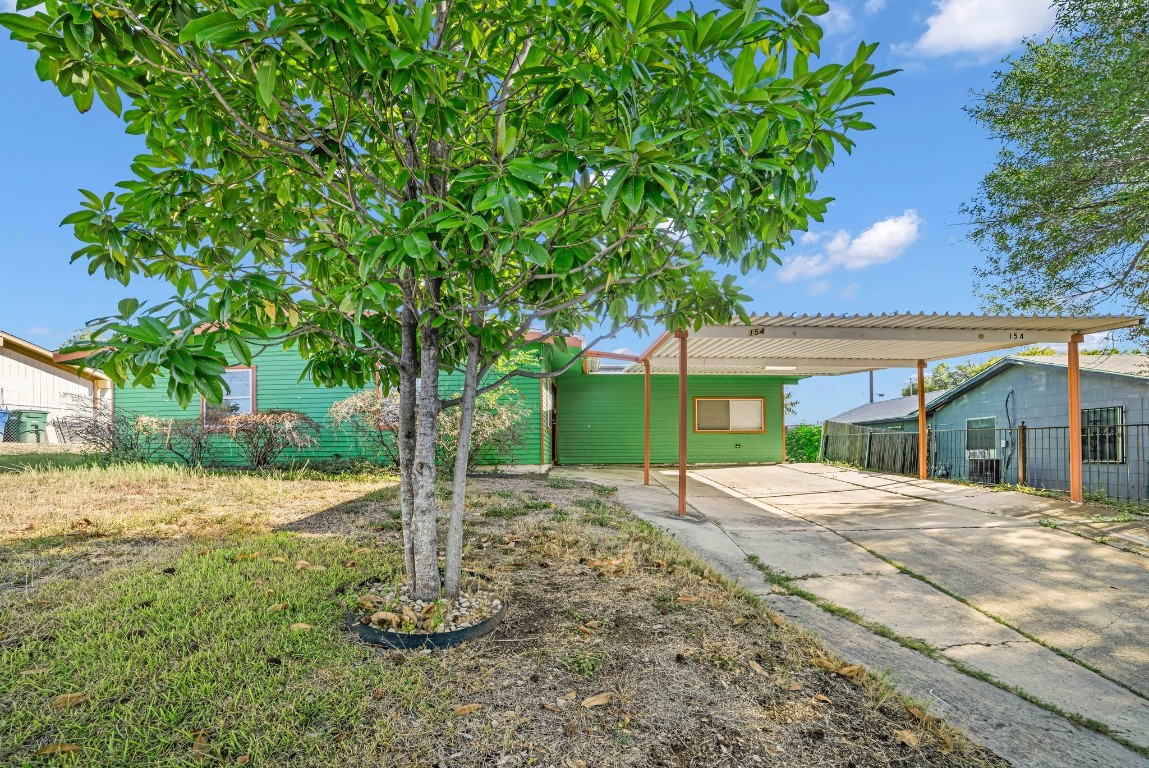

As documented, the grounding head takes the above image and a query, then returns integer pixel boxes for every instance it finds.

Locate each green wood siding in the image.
[554,366,787,465]
[114,346,363,465]
[115,343,552,467]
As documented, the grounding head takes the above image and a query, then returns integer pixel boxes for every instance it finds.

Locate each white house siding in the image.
[0,345,96,444]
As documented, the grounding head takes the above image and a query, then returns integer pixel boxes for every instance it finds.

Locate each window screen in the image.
[1083,406,1124,463]
[965,417,995,452]
[204,368,254,426]
[694,398,764,432]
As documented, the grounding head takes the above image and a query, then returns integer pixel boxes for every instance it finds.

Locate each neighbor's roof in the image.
[0,330,109,383]
[926,354,1149,411]
[828,390,949,425]
[625,313,1144,377]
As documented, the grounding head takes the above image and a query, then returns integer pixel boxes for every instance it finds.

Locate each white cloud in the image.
[821,4,856,36]
[910,0,1055,58]
[26,327,53,336]
[808,280,831,296]
[839,283,859,300]
[864,0,886,12]
[610,346,633,355]
[777,210,923,282]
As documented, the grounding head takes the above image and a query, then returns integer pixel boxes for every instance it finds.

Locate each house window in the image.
[1083,406,1124,463]
[203,367,255,426]
[694,397,765,433]
[966,417,996,453]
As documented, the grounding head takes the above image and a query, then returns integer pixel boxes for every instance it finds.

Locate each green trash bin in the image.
[7,410,49,443]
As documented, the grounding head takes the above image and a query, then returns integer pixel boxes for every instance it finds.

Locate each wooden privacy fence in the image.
[820,420,920,476]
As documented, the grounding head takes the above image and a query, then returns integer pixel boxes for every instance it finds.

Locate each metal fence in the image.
[822,419,1149,505]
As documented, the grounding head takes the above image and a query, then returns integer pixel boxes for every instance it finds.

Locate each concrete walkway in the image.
[554,464,1149,768]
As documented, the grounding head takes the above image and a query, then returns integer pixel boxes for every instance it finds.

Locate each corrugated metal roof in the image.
[827,391,948,425]
[625,313,1143,376]
[1007,354,1149,377]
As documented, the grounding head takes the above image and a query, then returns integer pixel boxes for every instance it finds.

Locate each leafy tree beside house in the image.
[965,0,1149,329]
[2,0,892,600]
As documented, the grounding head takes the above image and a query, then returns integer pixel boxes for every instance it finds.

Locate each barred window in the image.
[1083,406,1124,464]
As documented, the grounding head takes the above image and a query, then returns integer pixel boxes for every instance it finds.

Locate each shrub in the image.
[785,424,822,463]
[220,410,321,469]
[162,417,216,467]
[329,387,529,473]
[52,393,166,463]
[327,389,401,465]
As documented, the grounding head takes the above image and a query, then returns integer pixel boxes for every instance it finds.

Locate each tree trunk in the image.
[397,301,418,591]
[411,314,442,600]
[444,333,480,598]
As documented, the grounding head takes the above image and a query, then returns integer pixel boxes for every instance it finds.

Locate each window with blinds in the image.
[694,398,765,433]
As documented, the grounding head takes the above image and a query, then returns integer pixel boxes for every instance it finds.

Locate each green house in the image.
[113,337,794,468]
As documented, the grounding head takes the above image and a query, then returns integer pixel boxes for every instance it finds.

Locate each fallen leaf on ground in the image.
[565,759,588,768]
[453,704,481,717]
[676,595,700,604]
[768,613,787,628]
[294,560,311,570]
[895,729,920,748]
[355,547,372,555]
[35,744,81,756]
[578,626,593,635]
[268,603,287,612]
[49,692,88,709]
[811,656,837,670]
[584,620,601,629]
[732,616,748,627]
[938,730,955,755]
[356,595,379,610]
[372,687,383,701]
[370,611,401,629]
[581,692,612,708]
[748,660,768,677]
[906,706,933,725]
[787,681,804,691]
[270,556,287,563]
[289,623,312,632]
[837,664,863,678]
[191,730,210,760]
[236,756,251,765]
[813,694,832,704]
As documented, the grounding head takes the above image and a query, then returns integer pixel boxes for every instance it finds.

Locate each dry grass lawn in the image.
[0,462,1008,767]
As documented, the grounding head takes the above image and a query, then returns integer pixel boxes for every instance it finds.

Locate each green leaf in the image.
[178,12,249,45]
[0,12,46,40]
[256,58,277,111]
[117,298,140,319]
[403,232,433,258]
[601,171,628,220]
[94,78,122,117]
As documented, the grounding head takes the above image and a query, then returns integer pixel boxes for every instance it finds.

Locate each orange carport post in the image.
[643,358,652,485]
[917,359,927,479]
[1068,334,1084,503]
[676,330,688,516]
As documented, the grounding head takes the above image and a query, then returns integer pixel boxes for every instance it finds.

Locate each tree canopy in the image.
[965,0,1149,324]
[2,0,892,598]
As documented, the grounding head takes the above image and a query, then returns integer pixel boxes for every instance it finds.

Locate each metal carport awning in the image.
[616,313,1144,513]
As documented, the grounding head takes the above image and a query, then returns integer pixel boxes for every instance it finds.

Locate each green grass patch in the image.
[0,533,434,766]
[0,452,95,472]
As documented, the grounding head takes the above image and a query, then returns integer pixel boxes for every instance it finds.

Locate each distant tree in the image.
[901,358,999,397]
[965,0,1149,325]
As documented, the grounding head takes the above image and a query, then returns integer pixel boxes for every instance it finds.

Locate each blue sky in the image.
[0,0,1073,423]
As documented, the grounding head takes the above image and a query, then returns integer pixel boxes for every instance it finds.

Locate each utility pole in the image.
[869,370,874,403]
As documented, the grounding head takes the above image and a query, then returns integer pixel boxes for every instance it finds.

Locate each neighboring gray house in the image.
[827,390,947,432]
[924,355,1149,495]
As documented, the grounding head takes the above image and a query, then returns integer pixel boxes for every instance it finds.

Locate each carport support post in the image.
[676,330,688,517]
[643,358,651,486]
[917,359,927,479]
[1069,333,1084,503]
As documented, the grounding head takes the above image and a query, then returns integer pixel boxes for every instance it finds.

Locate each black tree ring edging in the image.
[345,575,507,651]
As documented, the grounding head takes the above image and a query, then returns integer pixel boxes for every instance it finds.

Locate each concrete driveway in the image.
[556,463,1149,767]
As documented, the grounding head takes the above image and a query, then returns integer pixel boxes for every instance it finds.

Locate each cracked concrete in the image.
[554,464,1149,766]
